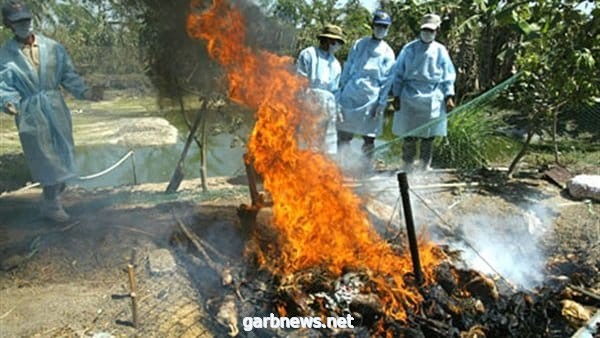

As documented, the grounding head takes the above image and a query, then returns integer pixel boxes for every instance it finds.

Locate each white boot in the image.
[40,198,70,223]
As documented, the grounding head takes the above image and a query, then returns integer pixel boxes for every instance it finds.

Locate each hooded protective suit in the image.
[337,37,395,137]
[0,34,88,186]
[296,46,341,154]
[391,39,456,138]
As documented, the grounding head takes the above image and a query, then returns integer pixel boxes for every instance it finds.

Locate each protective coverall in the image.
[391,39,456,138]
[0,34,89,187]
[337,37,395,138]
[296,45,341,155]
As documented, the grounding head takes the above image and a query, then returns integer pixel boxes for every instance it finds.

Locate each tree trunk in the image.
[507,109,543,178]
[552,109,560,164]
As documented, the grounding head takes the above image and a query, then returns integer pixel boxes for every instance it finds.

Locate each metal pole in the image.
[397,172,424,285]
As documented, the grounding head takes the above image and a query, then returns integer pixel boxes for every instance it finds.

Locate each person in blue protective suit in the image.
[0,0,101,222]
[336,10,395,162]
[296,24,344,156]
[391,13,456,171]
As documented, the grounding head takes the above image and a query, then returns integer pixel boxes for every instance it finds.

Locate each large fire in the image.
[186,0,443,320]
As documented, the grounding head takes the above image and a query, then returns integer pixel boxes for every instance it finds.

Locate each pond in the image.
[67,96,254,190]
[1,94,399,192]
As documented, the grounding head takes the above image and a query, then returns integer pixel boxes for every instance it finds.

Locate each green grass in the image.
[433,107,518,169]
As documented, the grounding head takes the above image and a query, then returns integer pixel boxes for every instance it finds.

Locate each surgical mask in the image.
[12,20,33,39]
[373,26,389,40]
[420,30,436,43]
[328,41,342,54]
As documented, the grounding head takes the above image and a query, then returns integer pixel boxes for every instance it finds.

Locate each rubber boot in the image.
[40,198,70,222]
[402,137,417,172]
[42,184,70,222]
[419,137,434,171]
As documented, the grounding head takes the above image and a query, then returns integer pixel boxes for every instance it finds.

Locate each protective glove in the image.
[4,102,18,116]
[392,97,400,111]
[336,105,344,124]
[370,104,385,119]
[446,96,456,112]
[83,86,104,101]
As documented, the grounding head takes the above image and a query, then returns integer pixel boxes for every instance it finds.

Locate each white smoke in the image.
[355,170,555,290]
[450,203,555,289]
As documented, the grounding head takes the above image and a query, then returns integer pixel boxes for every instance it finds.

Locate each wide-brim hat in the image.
[317,24,345,44]
[2,0,32,23]
[420,13,441,30]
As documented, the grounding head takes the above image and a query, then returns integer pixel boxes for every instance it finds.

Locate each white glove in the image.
[337,106,344,123]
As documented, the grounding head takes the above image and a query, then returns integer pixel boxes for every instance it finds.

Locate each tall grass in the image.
[433,107,517,169]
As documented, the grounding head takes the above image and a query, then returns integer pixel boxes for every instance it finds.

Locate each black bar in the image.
[244,153,260,206]
[397,172,424,285]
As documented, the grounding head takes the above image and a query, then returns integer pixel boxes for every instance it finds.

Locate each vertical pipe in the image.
[397,172,424,285]
[130,151,138,185]
[244,153,259,206]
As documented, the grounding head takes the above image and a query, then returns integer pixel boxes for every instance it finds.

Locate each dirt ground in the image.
[0,173,598,337]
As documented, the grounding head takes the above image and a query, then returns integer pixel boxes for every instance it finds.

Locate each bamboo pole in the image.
[127,264,139,328]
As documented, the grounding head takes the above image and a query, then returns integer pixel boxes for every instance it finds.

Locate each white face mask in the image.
[373,26,389,40]
[420,30,436,43]
[328,41,342,54]
[12,20,33,39]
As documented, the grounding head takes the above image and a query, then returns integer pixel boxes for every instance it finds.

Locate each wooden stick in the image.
[197,236,229,262]
[569,284,600,302]
[127,264,139,328]
[173,213,222,272]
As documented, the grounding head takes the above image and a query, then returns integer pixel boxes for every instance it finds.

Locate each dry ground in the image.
[0,173,598,337]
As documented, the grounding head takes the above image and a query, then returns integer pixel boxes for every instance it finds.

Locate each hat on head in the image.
[420,13,441,30]
[373,10,392,26]
[317,24,345,44]
[2,0,31,24]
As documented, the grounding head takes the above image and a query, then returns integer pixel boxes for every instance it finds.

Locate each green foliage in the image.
[261,0,371,61]
[502,0,599,173]
[511,1,599,110]
[1,0,144,76]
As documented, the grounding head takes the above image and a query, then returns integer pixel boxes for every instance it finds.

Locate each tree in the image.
[506,1,599,176]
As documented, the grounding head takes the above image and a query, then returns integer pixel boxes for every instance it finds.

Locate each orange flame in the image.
[187,0,442,320]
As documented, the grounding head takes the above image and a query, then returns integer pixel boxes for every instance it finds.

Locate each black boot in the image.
[402,137,417,171]
[419,137,434,171]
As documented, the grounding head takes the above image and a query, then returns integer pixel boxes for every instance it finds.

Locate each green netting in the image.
[374,72,521,155]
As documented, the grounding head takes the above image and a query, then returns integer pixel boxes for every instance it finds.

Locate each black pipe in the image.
[397,172,424,285]
[244,153,260,206]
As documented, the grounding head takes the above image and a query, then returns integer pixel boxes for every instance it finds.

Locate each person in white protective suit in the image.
[391,14,456,171]
[296,24,345,156]
[0,0,101,222]
[336,10,395,163]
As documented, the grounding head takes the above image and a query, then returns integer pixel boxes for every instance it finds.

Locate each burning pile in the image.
[185,0,442,322]
[183,1,599,337]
